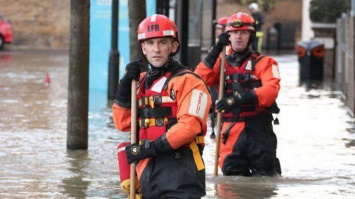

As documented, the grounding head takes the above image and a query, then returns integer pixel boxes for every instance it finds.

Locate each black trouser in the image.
[140,148,205,199]
[222,114,281,176]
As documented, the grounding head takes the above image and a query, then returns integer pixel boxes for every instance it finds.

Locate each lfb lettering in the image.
[148,24,159,32]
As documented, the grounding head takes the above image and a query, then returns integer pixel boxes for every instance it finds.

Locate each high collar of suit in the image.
[145,58,174,89]
[226,48,253,66]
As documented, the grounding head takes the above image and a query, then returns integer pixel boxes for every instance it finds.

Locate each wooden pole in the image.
[214,47,226,176]
[130,79,137,199]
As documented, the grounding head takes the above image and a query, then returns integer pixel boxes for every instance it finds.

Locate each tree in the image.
[309,0,351,23]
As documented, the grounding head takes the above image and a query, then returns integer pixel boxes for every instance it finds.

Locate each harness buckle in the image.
[149,97,155,108]
[139,118,168,128]
[155,118,165,126]
[140,118,150,128]
[153,95,162,105]
[139,97,149,107]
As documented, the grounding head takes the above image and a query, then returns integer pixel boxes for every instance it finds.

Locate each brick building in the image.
[0,0,70,48]
[217,0,302,51]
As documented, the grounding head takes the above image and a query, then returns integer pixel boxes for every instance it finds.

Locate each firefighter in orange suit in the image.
[195,12,282,176]
[112,14,211,198]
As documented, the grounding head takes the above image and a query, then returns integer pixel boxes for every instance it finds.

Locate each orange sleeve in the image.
[253,56,281,107]
[194,56,222,87]
[163,73,212,149]
[112,103,132,132]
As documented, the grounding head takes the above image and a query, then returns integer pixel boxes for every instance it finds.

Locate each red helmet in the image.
[137,14,180,55]
[225,12,255,33]
[215,16,229,29]
[137,14,179,43]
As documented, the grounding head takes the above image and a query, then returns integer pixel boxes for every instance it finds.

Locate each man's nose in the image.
[152,43,160,52]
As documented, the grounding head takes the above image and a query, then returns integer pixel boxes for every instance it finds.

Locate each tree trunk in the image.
[67,0,90,150]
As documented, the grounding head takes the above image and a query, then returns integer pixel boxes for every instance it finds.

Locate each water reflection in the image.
[0,51,12,67]
[216,184,277,199]
[61,150,91,198]
[0,49,68,132]
[213,178,278,198]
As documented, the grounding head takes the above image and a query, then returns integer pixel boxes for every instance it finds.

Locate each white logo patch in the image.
[151,77,167,93]
[272,64,280,78]
[245,60,252,70]
[188,89,208,119]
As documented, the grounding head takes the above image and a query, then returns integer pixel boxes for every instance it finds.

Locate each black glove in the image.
[216,32,231,47]
[119,60,142,96]
[204,33,230,68]
[216,90,256,112]
[114,60,143,106]
[125,140,157,164]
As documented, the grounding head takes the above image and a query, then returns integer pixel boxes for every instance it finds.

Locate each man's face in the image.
[228,30,251,52]
[141,37,178,68]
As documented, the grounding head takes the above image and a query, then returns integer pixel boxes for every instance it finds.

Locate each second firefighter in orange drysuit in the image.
[112,14,211,198]
[195,12,282,176]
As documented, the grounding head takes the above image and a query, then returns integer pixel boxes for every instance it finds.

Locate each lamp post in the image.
[212,0,216,46]
[108,0,120,100]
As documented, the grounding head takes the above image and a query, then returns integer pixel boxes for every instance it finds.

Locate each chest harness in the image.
[136,63,206,149]
[222,53,278,122]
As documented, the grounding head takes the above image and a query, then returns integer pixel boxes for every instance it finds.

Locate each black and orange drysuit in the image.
[113,60,212,198]
[195,50,282,176]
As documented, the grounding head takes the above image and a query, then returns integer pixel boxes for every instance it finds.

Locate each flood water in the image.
[0,49,354,199]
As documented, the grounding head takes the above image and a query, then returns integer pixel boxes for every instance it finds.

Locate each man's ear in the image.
[172,41,179,53]
[141,43,146,55]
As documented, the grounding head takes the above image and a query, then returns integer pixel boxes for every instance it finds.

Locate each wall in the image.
[0,0,70,48]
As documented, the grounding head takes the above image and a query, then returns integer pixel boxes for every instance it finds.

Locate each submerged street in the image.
[0,49,354,198]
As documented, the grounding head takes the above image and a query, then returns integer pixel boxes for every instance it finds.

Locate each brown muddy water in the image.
[0,49,354,199]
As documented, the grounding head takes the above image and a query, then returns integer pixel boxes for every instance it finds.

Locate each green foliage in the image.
[236,0,277,12]
[309,0,351,23]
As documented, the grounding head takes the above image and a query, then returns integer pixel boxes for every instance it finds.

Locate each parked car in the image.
[0,15,13,50]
